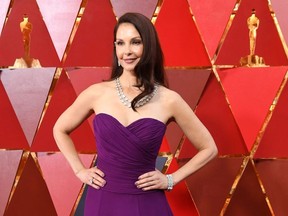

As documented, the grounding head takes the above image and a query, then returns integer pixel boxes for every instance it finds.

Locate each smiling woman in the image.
[53,12,217,216]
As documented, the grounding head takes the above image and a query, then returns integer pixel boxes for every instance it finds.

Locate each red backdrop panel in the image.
[218,67,287,151]
[255,74,288,158]
[31,69,96,152]
[0,80,29,150]
[182,157,244,216]
[0,150,22,216]
[1,68,55,146]
[4,154,57,216]
[215,0,288,66]
[188,0,237,58]
[110,0,158,19]
[224,160,272,216]
[195,75,247,155]
[0,0,60,67]
[38,152,95,216]
[64,0,116,67]
[37,0,82,60]
[155,0,211,67]
[255,159,288,216]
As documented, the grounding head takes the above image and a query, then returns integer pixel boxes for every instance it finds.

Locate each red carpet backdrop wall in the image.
[1,0,288,215]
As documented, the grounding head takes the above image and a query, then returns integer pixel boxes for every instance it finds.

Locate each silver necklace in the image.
[115,77,158,108]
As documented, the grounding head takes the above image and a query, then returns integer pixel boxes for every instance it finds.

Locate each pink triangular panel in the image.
[37,0,82,60]
[38,152,94,216]
[218,67,287,150]
[166,158,199,216]
[0,150,22,216]
[0,0,10,36]
[255,77,288,158]
[187,0,237,58]
[31,70,96,152]
[195,75,247,156]
[1,68,55,146]
[215,0,288,66]
[270,0,288,52]
[165,69,211,154]
[224,160,272,215]
[67,67,111,96]
[255,159,288,216]
[0,81,29,150]
[155,0,211,67]
[0,0,60,67]
[110,0,158,19]
[181,157,244,216]
[64,0,116,67]
[5,154,57,216]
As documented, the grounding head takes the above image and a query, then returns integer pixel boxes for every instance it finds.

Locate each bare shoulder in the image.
[79,81,114,99]
[158,85,184,105]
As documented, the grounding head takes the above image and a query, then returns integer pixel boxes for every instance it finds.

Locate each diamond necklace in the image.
[115,77,158,108]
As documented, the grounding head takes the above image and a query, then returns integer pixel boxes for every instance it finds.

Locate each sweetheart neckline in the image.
[94,113,166,128]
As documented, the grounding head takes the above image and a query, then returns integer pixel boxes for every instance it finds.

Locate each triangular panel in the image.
[255,76,288,158]
[37,0,82,60]
[38,152,95,216]
[218,67,287,150]
[64,0,116,67]
[31,69,96,152]
[1,68,55,146]
[215,0,288,66]
[0,81,29,150]
[0,0,60,67]
[0,0,10,36]
[270,0,288,56]
[224,160,272,216]
[155,0,211,67]
[0,150,22,216]
[182,157,244,216]
[195,75,247,155]
[187,0,237,58]
[255,159,288,216]
[67,67,111,96]
[110,0,158,19]
[4,154,57,216]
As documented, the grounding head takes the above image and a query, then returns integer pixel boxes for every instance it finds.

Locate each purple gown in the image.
[84,113,173,216]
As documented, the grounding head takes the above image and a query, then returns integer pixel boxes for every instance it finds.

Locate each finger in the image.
[138,171,155,180]
[92,166,105,177]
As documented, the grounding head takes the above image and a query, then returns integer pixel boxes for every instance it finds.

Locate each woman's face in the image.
[115,23,143,73]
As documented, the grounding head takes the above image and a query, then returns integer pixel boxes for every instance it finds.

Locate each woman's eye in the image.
[132,40,142,45]
[115,41,124,46]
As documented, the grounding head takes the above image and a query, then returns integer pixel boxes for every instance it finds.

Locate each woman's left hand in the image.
[135,169,168,191]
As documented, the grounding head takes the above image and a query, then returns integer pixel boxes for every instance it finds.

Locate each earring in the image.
[118,60,121,67]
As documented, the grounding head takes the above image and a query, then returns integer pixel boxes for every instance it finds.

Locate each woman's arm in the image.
[53,86,106,189]
[135,91,217,191]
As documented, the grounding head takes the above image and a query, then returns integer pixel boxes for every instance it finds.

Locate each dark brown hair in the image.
[110,12,167,111]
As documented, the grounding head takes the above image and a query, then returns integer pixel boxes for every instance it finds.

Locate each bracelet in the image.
[166,174,173,191]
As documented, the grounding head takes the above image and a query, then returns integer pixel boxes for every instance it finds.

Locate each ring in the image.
[90,178,93,184]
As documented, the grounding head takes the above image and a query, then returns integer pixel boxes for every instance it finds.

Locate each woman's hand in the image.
[135,169,169,191]
[76,166,106,189]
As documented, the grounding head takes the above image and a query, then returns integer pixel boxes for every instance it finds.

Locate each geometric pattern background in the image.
[1,0,288,215]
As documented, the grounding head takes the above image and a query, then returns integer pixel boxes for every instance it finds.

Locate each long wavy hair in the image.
[110,12,167,111]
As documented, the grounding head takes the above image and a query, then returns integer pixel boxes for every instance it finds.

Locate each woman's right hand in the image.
[76,166,106,189]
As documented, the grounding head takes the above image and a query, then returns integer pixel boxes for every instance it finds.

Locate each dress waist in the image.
[97,156,156,194]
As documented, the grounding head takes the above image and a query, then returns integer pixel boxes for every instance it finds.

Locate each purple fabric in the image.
[84,113,173,215]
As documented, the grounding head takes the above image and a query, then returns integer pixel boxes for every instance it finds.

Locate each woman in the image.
[53,12,218,215]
